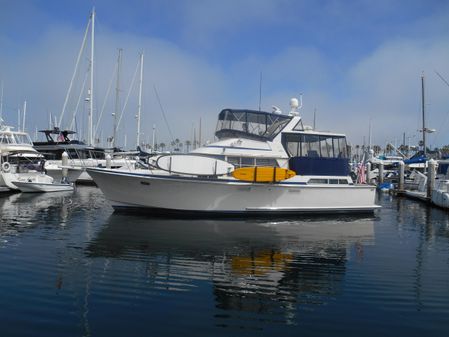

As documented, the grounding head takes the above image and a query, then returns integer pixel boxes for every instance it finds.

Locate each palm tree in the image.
[373,145,381,155]
[185,140,191,152]
[159,142,166,152]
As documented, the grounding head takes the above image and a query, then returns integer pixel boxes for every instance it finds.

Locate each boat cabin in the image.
[282,132,350,176]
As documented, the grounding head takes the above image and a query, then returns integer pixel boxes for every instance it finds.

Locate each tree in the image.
[159,142,166,151]
[372,145,381,154]
[185,140,191,152]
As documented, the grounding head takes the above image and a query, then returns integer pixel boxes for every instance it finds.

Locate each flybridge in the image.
[215,109,292,141]
[37,127,78,144]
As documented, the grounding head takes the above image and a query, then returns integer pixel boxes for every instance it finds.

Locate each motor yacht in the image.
[87,98,380,215]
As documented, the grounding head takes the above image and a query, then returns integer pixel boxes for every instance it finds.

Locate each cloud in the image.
[0,21,230,147]
[2,0,449,151]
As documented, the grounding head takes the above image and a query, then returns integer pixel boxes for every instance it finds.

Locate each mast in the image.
[421,73,426,156]
[22,100,27,131]
[17,107,21,131]
[199,117,202,148]
[136,52,144,148]
[112,48,122,148]
[368,118,372,152]
[88,8,95,146]
[313,107,316,130]
[59,17,90,128]
[258,71,262,111]
[152,124,156,151]
[0,81,3,120]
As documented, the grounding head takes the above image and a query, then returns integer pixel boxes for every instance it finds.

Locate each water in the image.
[1,188,449,337]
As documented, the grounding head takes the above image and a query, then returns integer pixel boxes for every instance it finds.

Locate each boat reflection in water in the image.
[87,215,374,326]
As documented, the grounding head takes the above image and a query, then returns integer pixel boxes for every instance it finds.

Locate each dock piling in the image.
[379,162,384,184]
[106,154,112,169]
[427,159,437,199]
[366,162,372,184]
[61,151,68,180]
[399,161,404,191]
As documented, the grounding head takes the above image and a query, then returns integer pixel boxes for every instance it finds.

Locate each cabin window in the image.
[282,133,348,159]
[241,157,255,167]
[338,179,349,184]
[320,136,333,158]
[308,179,328,184]
[215,109,292,141]
[329,179,339,184]
[306,135,320,157]
[227,156,241,167]
[333,137,348,158]
[292,120,305,131]
[255,158,278,167]
[287,141,299,157]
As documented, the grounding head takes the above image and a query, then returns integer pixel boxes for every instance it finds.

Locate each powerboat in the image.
[1,121,46,190]
[33,127,135,183]
[0,120,74,193]
[87,98,380,216]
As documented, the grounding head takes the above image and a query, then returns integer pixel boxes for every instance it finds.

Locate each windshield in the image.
[215,109,292,141]
[0,133,33,145]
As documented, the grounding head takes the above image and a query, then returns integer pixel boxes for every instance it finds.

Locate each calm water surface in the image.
[1,187,449,337]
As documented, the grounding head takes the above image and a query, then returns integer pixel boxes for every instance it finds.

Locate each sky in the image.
[1,0,449,149]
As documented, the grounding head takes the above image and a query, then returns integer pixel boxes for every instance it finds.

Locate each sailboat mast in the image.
[421,73,426,156]
[17,107,21,131]
[152,124,156,151]
[136,52,144,148]
[0,81,3,120]
[22,100,27,131]
[113,48,122,148]
[88,8,95,146]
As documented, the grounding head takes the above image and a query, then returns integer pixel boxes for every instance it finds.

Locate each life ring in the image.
[2,162,11,173]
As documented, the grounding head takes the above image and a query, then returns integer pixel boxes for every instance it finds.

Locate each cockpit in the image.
[215,109,292,141]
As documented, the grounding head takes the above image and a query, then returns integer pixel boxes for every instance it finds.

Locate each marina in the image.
[2,2,449,336]
[1,187,449,336]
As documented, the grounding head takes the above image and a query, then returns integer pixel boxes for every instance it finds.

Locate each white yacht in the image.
[87,99,379,215]
[0,120,48,190]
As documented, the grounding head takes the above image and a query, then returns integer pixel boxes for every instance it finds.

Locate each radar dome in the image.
[290,98,299,109]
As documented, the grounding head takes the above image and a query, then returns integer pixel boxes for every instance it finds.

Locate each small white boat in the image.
[12,180,74,193]
[2,168,74,193]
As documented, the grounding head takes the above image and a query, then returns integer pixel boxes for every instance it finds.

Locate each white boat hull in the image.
[87,168,379,215]
[13,181,75,193]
